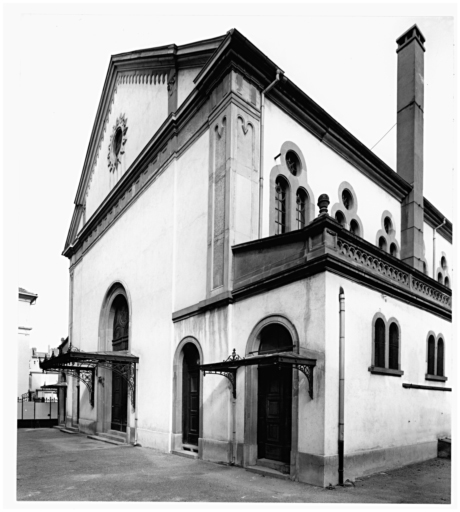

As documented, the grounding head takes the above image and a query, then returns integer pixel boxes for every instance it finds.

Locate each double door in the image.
[257,366,292,463]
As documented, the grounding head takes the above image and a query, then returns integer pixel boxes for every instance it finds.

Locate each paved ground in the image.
[17,428,451,504]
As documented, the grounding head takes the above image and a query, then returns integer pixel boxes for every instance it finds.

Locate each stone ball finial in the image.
[318,194,330,215]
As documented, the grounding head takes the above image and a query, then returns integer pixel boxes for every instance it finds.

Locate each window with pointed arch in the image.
[275,176,289,235]
[369,315,403,376]
[426,333,447,382]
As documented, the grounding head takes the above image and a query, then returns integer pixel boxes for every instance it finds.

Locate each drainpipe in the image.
[134,363,139,446]
[231,394,236,465]
[433,218,446,278]
[338,287,345,485]
[258,69,284,238]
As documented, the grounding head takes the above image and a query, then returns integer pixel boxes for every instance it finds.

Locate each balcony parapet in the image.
[232,215,451,320]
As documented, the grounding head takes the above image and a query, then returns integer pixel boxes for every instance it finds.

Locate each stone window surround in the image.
[425,331,447,382]
[269,141,315,236]
[330,181,364,238]
[375,210,400,258]
[436,252,451,288]
[369,312,403,376]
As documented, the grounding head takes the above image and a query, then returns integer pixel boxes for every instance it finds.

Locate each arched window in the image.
[390,243,397,257]
[335,210,346,227]
[350,219,360,236]
[427,335,435,375]
[296,188,309,229]
[374,318,385,367]
[112,295,129,351]
[275,176,289,235]
[437,272,443,284]
[379,236,387,252]
[389,323,399,370]
[437,338,444,377]
[444,277,450,288]
[384,216,393,235]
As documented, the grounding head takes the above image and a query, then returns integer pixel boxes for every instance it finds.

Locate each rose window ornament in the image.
[107,114,128,173]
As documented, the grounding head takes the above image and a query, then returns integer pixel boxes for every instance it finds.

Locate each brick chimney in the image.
[396,24,425,272]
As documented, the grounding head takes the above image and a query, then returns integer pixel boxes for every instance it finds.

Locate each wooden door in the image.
[182,344,200,446]
[257,365,292,462]
[111,370,128,432]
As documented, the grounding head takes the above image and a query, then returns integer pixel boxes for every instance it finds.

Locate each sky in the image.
[4,2,456,354]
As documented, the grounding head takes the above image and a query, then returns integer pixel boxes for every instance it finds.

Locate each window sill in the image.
[368,366,404,377]
[425,374,448,382]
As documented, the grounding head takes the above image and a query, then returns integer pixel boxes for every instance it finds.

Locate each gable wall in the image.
[85,73,169,222]
[177,67,201,107]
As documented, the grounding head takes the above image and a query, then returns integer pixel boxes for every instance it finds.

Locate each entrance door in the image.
[182,344,200,446]
[110,295,129,432]
[111,370,128,432]
[257,365,292,462]
[256,322,294,463]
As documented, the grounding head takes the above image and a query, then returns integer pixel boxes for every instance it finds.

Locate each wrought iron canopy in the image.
[39,346,138,408]
[200,349,316,399]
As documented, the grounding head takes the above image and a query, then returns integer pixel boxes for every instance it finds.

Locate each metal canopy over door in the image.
[111,295,129,432]
[182,344,200,446]
[257,323,293,463]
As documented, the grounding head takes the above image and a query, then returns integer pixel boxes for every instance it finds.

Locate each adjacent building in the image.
[18,287,38,396]
[41,25,452,486]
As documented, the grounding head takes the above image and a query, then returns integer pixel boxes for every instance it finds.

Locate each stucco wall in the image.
[17,333,30,396]
[173,130,209,312]
[423,221,453,281]
[177,67,200,107]
[85,76,169,221]
[71,158,175,450]
[263,99,402,249]
[323,272,451,468]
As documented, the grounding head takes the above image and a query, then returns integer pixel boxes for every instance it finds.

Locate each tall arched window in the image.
[296,188,309,229]
[112,295,129,351]
[437,338,444,377]
[427,335,435,375]
[389,323,399,370]
[275,176,289,235]
[374,318,385,367]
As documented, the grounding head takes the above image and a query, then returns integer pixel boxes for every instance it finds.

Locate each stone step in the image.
[245,464,290,481]
[256,458,290,474]
[87,434,127,446]
[171,449,199,460]
[59,426,79,434]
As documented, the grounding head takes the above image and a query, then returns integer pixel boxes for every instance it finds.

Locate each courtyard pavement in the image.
[16,428,451,504]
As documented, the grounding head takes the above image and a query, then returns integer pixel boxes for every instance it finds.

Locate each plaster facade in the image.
[54,27,452,488]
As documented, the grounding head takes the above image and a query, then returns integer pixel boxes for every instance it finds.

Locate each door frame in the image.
[244,315,300,472]
[97,282,132,438]
[172,337,204,453]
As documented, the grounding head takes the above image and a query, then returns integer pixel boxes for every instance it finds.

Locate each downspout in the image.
[338,287,345,485]
[231,393,236,465]
[433,218,446,278]
[258,69,284,238]
[134,362,139,446]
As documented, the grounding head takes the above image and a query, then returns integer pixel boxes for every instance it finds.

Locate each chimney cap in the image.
[396,24,426,53]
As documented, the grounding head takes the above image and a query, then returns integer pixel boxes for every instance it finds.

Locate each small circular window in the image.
[285,150,301,176]
[384,216,393,234]
[113,128,123,157]
[342,189,353,210]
